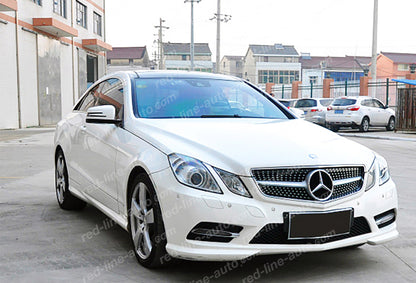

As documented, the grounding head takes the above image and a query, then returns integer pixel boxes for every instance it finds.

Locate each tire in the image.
[329,125,339,132]
[55,150,86,210]
[386,116,395,131]
[128,173,169,268]
[359,117,370,132]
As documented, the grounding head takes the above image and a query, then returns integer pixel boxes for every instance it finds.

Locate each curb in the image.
[339,133,416,142]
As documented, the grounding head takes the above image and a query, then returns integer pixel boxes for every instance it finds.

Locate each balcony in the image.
[0,0,17,11]
[33,18,78,37]
[82,39,112,52]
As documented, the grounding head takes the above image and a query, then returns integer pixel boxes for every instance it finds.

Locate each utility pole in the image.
[154,18,169,70]
[370,0,378,83]
[185,0,201,71]
[210,0,231,73]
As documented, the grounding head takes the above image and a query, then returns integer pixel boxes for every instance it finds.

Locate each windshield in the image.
[295,99,317,108]
[133,78,289,119]
[332,98,357,106]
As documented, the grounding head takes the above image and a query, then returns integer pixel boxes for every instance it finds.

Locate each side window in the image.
[95,78,124,119]
[76,84,100,111]
[361,100,370,107]
[373,99,384,108]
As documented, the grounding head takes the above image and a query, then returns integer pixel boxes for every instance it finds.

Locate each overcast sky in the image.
[106,0,416,60]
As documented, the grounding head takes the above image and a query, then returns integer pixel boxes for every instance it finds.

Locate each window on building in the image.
[182,55,187,61]
[76,1,87,28]
[309,76,318,84]
[53,0,67,18]
[258,70,299,84]
[263,56,269,62]
[93,12,102,36]
[32,0,42,6]
[398,64,409,71]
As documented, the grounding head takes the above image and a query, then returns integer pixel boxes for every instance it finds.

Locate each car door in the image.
[79,78,125,213]
[68,84,101,193]
[372,99,390,126]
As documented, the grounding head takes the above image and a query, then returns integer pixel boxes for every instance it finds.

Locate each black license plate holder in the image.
[287,209,353,240]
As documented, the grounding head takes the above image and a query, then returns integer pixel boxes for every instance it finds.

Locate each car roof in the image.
[114,70,242,81]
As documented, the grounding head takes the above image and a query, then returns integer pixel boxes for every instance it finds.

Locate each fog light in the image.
[186,222,243,243]
[374,209,396,229]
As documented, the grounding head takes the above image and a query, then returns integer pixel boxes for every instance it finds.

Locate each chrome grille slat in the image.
[252,166,365,202]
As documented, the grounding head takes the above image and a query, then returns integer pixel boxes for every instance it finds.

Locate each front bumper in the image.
[150,168,398,261]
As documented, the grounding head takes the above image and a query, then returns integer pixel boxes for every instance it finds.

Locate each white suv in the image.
[326,96,395,132]
[294,98,333,126]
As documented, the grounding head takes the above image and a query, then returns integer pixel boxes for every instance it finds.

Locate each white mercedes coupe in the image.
[54,71,398,268]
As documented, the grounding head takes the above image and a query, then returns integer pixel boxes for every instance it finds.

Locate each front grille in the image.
[249,217,371,244]
[252,166,365,201]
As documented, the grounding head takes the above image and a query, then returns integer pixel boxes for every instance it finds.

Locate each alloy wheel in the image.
[130,182,155,260]
[56,155,66,204]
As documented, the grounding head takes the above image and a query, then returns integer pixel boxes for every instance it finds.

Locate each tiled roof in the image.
[381,52,416,64]
[107,47,146,60]
[300,56,371,70]
[249,44,299,56]
[163,43,211,55]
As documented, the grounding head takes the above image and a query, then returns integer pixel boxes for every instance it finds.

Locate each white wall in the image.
[61,43,74,117]
[0,20,19,129]
[18,29,39,128]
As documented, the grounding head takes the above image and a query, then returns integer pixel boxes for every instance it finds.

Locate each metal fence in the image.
[396,88,416,131]
[330,80,360,98]
[299,83,323,98]
[271,84,293,99]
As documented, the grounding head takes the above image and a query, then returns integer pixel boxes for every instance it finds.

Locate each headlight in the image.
[377,154,390,186]
[168,153,222,194]
[365,154,390,191]
[365,158,376,191]
[215,168,252,198]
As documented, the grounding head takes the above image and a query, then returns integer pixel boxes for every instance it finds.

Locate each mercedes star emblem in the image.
[306,169,334,201]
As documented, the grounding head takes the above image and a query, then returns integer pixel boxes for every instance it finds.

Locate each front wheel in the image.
[386,116,395,131]
[359,117,370,132]
[129,173,169,268]
[55,151,86,210]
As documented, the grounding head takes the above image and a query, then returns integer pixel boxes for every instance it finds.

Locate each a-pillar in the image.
[291,81,301,99]
[405,73,416,88]
[360,76,371,96]
[323,78,333,98]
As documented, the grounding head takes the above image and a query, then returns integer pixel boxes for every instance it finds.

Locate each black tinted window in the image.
[372,99,384,108]
[95,78,124,119]
[295,99,317,108]
[279,100,290,107]
[332,98,356,106]
[77,84,100,112]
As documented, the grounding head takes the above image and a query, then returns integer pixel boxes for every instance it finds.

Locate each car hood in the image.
[126,118,374,176]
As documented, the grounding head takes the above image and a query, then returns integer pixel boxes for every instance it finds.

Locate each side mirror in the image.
[86,105,121,124]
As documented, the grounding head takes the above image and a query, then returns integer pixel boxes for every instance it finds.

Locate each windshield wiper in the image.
[200,114,242,118]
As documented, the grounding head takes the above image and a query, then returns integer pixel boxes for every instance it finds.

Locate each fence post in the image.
[323,78,333,98]
[292,81,301,99]
[345,80,348,96]
[386,78,389,106]
[310,82,313,98]
[360,76,371,96]
[282,85,284,99]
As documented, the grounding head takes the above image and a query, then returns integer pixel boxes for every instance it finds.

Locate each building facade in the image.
[219,55,244,78]
[376,52,416,80]
[162,42,213,72]
[242,44,301,86]
[0,0,111,129]
[107,46,151,73]
[300,55,370,85]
